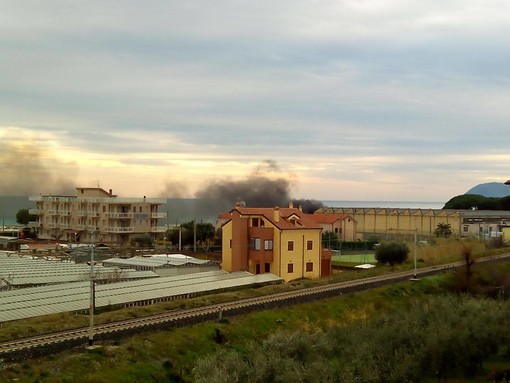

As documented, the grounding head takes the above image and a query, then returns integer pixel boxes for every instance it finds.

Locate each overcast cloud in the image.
[2,0,510,202]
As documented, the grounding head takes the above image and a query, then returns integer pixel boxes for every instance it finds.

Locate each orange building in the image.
[307,213,357,241]
[221,205,331,282]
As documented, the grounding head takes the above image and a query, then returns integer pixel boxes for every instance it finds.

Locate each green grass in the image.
[332,252,376,267]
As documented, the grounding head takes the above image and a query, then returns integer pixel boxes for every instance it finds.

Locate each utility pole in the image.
[193,220,197,253]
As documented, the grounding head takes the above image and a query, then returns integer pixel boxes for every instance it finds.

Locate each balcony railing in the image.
[106,227,134,233]
[29,209,42,215]
[106,212,134,219]
[46,210,71,216]
[150,226,167,233]
[151,212,167,219]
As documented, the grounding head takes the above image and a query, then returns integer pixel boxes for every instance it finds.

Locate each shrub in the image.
[375,241,409,266]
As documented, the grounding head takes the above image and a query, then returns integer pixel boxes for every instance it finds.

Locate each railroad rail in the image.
[1,253,510,361]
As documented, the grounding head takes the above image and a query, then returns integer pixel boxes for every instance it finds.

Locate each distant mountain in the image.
[465,182,510,198]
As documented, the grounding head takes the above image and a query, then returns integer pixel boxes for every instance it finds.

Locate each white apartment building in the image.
[29,187,167,244]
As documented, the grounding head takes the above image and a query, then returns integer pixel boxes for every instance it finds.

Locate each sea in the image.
[322,200,445,210]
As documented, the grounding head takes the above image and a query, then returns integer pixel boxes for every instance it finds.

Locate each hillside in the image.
[465,182,510,198]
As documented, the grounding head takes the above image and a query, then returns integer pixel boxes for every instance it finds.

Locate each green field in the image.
[331,252,376,266]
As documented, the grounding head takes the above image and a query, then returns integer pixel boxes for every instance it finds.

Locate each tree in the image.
[130,234,153,248]
[322,231,340,250]
[374,241,409,266]
[16,208,36,225]
[434,222,452,238]
[443,194,502,210]
[460,242,475,292]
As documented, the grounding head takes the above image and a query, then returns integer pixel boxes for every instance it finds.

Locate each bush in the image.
[375,241,409,266]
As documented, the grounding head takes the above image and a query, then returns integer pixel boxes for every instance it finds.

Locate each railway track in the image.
[2,253,510,360]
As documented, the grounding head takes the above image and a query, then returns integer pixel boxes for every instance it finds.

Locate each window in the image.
[463,225,469,232]
[251,218,265,227]
[229,239,232,248]
[287,263,294,273]
[307,240,313,250]
[288,241,294,251]
[264,263,271,272]
[306,262,314,272]
[250,237,261,250]
[264,239,273,250]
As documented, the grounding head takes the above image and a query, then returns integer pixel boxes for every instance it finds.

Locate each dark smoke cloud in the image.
[193,160,324,219]
[157,181,190,198]
[0,142,77,196]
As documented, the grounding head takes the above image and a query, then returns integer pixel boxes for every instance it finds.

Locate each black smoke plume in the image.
[0,142,77,196]
[193,160,324,219]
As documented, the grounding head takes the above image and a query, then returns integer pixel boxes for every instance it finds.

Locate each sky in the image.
[2,0,510,203]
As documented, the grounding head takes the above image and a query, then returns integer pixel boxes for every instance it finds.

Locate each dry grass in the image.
[413,238,488,265]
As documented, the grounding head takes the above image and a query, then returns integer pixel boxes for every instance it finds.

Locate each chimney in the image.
[299,205,303,212]
[289,201,294,208]
[274,206,280,222]
[109,189,113,196]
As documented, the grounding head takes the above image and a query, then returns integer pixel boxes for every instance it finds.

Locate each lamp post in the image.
[388,227,419,281]
[411,229,419,280]
[88,244,95,346]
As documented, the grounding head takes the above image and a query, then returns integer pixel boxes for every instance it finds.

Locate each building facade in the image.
[222,205,331,282]
[306,213,357,241]
[316,207,510,240]
[29,187,167,244]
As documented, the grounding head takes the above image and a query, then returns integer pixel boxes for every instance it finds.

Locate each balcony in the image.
[150,226,167,233]
[151,212,167,219]
[106,227,134,233]
[29,209,42,215]
[48,223,59,229]
[77,224,88,230]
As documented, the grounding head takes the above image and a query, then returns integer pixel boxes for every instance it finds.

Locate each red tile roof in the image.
[306,213,350,224]
[230,207,322,230]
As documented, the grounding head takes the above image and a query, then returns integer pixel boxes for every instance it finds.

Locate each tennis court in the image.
[332,252,376,266]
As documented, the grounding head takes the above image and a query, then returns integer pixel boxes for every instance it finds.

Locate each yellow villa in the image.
[221,205,331,282]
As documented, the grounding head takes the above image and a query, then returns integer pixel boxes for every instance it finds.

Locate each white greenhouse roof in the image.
[0,271,282,322]
[102,255,213,268]
[0,253,157,286]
